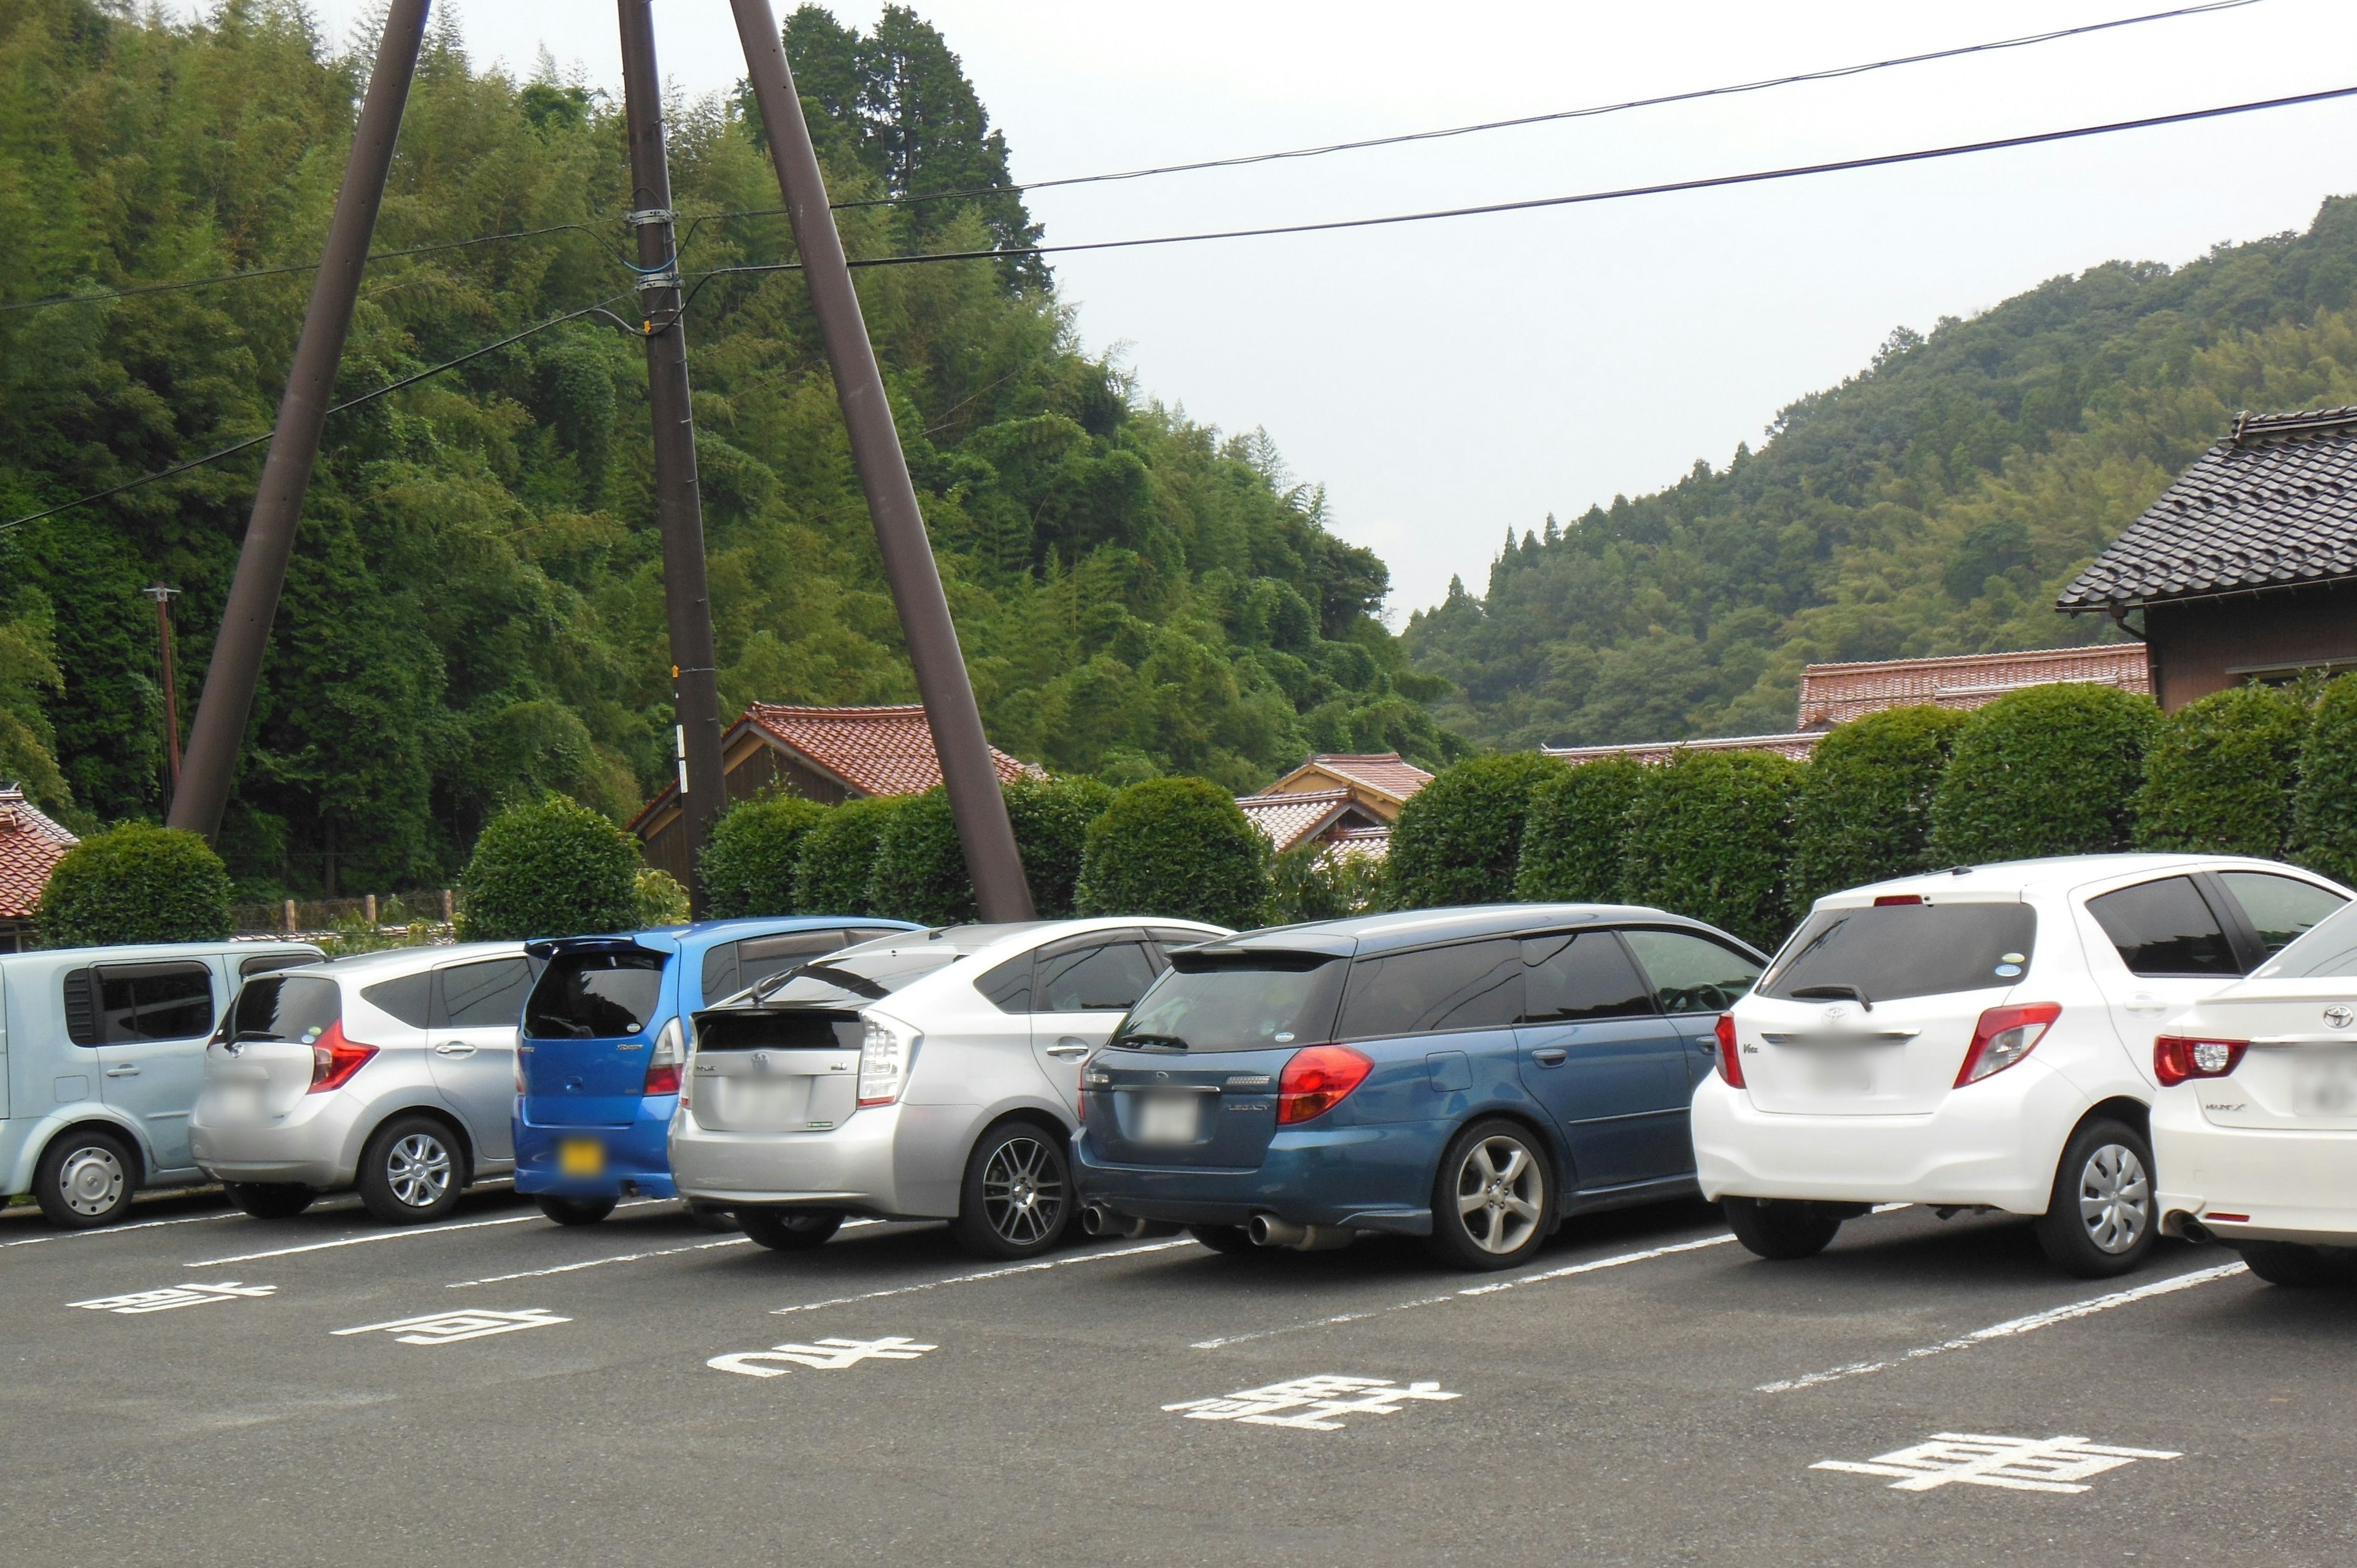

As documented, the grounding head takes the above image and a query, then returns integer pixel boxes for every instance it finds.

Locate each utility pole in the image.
[618,0,727,917]
[142,585,183,811]
[729,0,1035,921]
[169,0,432,843]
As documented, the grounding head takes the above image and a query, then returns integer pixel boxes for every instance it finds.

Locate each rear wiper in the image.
[1790,984,1873,1012]
[1113,1032,1190,1052]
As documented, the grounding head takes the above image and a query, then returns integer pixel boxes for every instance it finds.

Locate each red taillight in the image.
[645,1018,685,1097]
[2155,1035,2248,1087]
[1873,894,1923,906]
[308,1020,377,1093]
[1276,1045,1372,1125]
[643,1062,682,1095]
[1955,1002,2061,1087]
[1714,1013,1744,1087]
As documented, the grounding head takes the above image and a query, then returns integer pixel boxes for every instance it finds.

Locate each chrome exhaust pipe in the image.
[1080,1204,1151,1239]
[1247,1215,1354,1251]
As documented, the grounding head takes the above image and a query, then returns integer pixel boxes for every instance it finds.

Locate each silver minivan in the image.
[189,943,536,1223]
[0,940,322,1226]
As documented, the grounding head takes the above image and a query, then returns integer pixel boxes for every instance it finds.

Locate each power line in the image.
[0,293,634,534]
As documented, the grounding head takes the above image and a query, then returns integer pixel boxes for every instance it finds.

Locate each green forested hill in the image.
[0,1,1452,897]
[1406,197,2357,749]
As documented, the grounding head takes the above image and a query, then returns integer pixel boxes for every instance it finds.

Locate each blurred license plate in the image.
[1134,1093,1199,1145]
[1800,1051,1877,1095]
[558,1138,605,1178]
[2293,1051,2357,1116]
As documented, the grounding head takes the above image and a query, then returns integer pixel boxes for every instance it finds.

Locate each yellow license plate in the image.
[557,1138,605,1178]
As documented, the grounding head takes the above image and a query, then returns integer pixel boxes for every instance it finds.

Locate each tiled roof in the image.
[2059,406,2357,610]
[0,788,78,921]
[1306,752,1434,804]
[1543,732,1824,767]
[742,703,1036,798]
[1796,644,2150,730]
[1326,824,1393,860]
[1235,788,1359,854]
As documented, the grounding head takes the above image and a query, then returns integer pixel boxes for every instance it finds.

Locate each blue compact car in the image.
[515,917,918,1223]
[1072,905,1767,1270]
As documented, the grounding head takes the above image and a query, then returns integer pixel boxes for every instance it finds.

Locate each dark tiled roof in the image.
[2058,407,2357,611]
[0,788,78,921]
[1795,645,2149,729]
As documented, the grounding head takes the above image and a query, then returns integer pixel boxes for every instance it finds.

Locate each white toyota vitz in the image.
[1693,854,2350,1277]
[2151,897,2357,1286]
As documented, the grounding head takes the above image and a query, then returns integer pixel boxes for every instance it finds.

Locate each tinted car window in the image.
[2219,871,2346,958]
[1520,932,1654,1022]
[362,971,433,1029]
[1040,943,1158,1012]
[976,954,1033,1013]
[440,958,534,1029]
[1113,956,1347,1052]
[2087,877,2242,978]
[703,931,849,1003]
[2260,899,2357,978]
[1765,902,2039,1002]
[230,976,341,1043]
[1622,929,1764,1015]
[95,962,215,1042]
[1337,939,1522,1041]
[757,947,962,1006]
[525,952,667,1038]
[240,952,315,978]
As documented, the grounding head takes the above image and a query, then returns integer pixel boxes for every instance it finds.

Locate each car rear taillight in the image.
[644,1016,685,1096]
[1276,1045,1372,1125]
[1954,1002,2062,1086]
[859,1016,915,1106]
[1714,1012,1744,1087]
[1873,894,1923,906]
[308,1021,377,1093]
[2155,1035,2248,1087]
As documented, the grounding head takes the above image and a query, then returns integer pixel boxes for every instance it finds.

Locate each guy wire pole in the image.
[144,585,182,810]
[619,0,727,916]
[169,0,432,841]
[729,0,1035,921]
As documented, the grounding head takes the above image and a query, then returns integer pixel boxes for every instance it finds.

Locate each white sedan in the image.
[2153,898,2357,1285]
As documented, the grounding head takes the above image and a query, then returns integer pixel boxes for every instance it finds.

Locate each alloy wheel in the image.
[1455,1135,1544,1255]
[385,1132,454,1210]
[58,1145,125,1218]
[2076,1141,2151,1254]
[981,1134,1064,1246]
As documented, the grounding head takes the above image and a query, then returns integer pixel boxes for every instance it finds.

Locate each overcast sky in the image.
[287,0,2357,617]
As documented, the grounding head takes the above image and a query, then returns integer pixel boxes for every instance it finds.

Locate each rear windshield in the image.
[2259,900,2357,979]
[230,976,341,1043]
[526,952,667,1039]
[1763,902,2038,1003]
[756,947,962,1006]
[1110,957,1346,1053]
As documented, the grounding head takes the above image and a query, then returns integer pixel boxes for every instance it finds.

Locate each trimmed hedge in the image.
[458,793,639,941]
[2293,674,2357,885]
[700,792,830,917]
[1515,757,1644,903]
[1075,776,1268,929]
[1007,774,1117,918]
[2136,682,2309,857]
[1268,843,1385,925]
[36,823,233,947]
[1618,749,1803,951]
[1387,751,1566,909]
[1789,705,1968,912]
[867,788,973,926]
[792,795,904,917]
[1929,683,2160,864]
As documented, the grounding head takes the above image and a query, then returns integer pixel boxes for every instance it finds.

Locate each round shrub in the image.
[2293,674,2357,885]
[36,823,233,947]
[867,788,972,926]
[792,795,904,917]
[1075,777,1268,929]
[457,793,638,941]
[1006,774,1116,918]
[700,792,830,917]
[1387,751,1565,910]
[2137,682,2309,857]
[1619,749,1803,952]
[1929,683,2161,865]
[1515,757,1644,903]
[1789,705,1968,912]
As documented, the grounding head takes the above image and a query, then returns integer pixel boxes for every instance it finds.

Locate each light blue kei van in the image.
[1,940,322,1226]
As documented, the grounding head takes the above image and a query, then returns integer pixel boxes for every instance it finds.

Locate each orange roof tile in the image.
[1796,645,2151,730]
[1306,752,1434,803]
[1235,788,1363,854]
[0,789,77,921]
[741,704,1036,797]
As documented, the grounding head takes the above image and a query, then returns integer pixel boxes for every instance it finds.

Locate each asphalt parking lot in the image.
[2,1188,2350,1567]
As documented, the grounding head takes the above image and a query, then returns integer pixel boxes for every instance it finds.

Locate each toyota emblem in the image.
[2325,1006,2353,1030]
[753,1051,771,1070]
[1822,1005,1851,1023]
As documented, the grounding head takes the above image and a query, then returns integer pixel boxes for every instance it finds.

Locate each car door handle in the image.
[104,1065,141,1078]
[1531,1048,1568,1067]
[434,1041,476,1057]
[1692,1040,1717,1054]
[2126,994,2168,1013]
[1044,1041,1091,1060]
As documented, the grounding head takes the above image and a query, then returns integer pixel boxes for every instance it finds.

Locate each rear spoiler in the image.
[524,935,667,960]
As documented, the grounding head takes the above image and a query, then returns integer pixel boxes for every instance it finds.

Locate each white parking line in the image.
[771,1238,1196,1316]
[448,1237,756,1287]
[183,1198,672,1267]
[3,1209,246,1248]
[1755,1261,2251,1393]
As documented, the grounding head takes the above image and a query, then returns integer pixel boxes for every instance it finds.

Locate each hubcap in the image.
[1455,1135,1544,1254]
[385,1132,453,1209]
[58,1145,125,1217]
[2077,1142,2151,1254]
[982,1135,1064,1245]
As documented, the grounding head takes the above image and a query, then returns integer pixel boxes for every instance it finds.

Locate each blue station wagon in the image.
[1071,905,1767,1269]
[515,917,917,1223]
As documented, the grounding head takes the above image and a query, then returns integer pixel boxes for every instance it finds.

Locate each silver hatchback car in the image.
[188,943,536,1223]
[671,918,1227,1258]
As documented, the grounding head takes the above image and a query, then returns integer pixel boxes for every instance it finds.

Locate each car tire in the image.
[536,1195,616,1226]
[1188,1224,1258,1255]
[355,1114,467,1225]
[738,1207,844,1251]
[1425,1118,1553,1271]
[2236,1241,2357,1288]
[686,1200,739,1233]
[1723,1197,1845,1261]
[34,1127,136,1229]
[2033,1118,2158,1278]
[952,1120,1073,1261]
[223,1181,315,1219]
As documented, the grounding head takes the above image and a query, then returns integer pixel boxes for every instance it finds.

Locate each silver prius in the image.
[671,918,1228,1259]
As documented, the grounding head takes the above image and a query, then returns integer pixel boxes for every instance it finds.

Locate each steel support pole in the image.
[144,585,182,808]
[728,0,1035,921]
[618,0,727,916]
[168,0,432,841]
